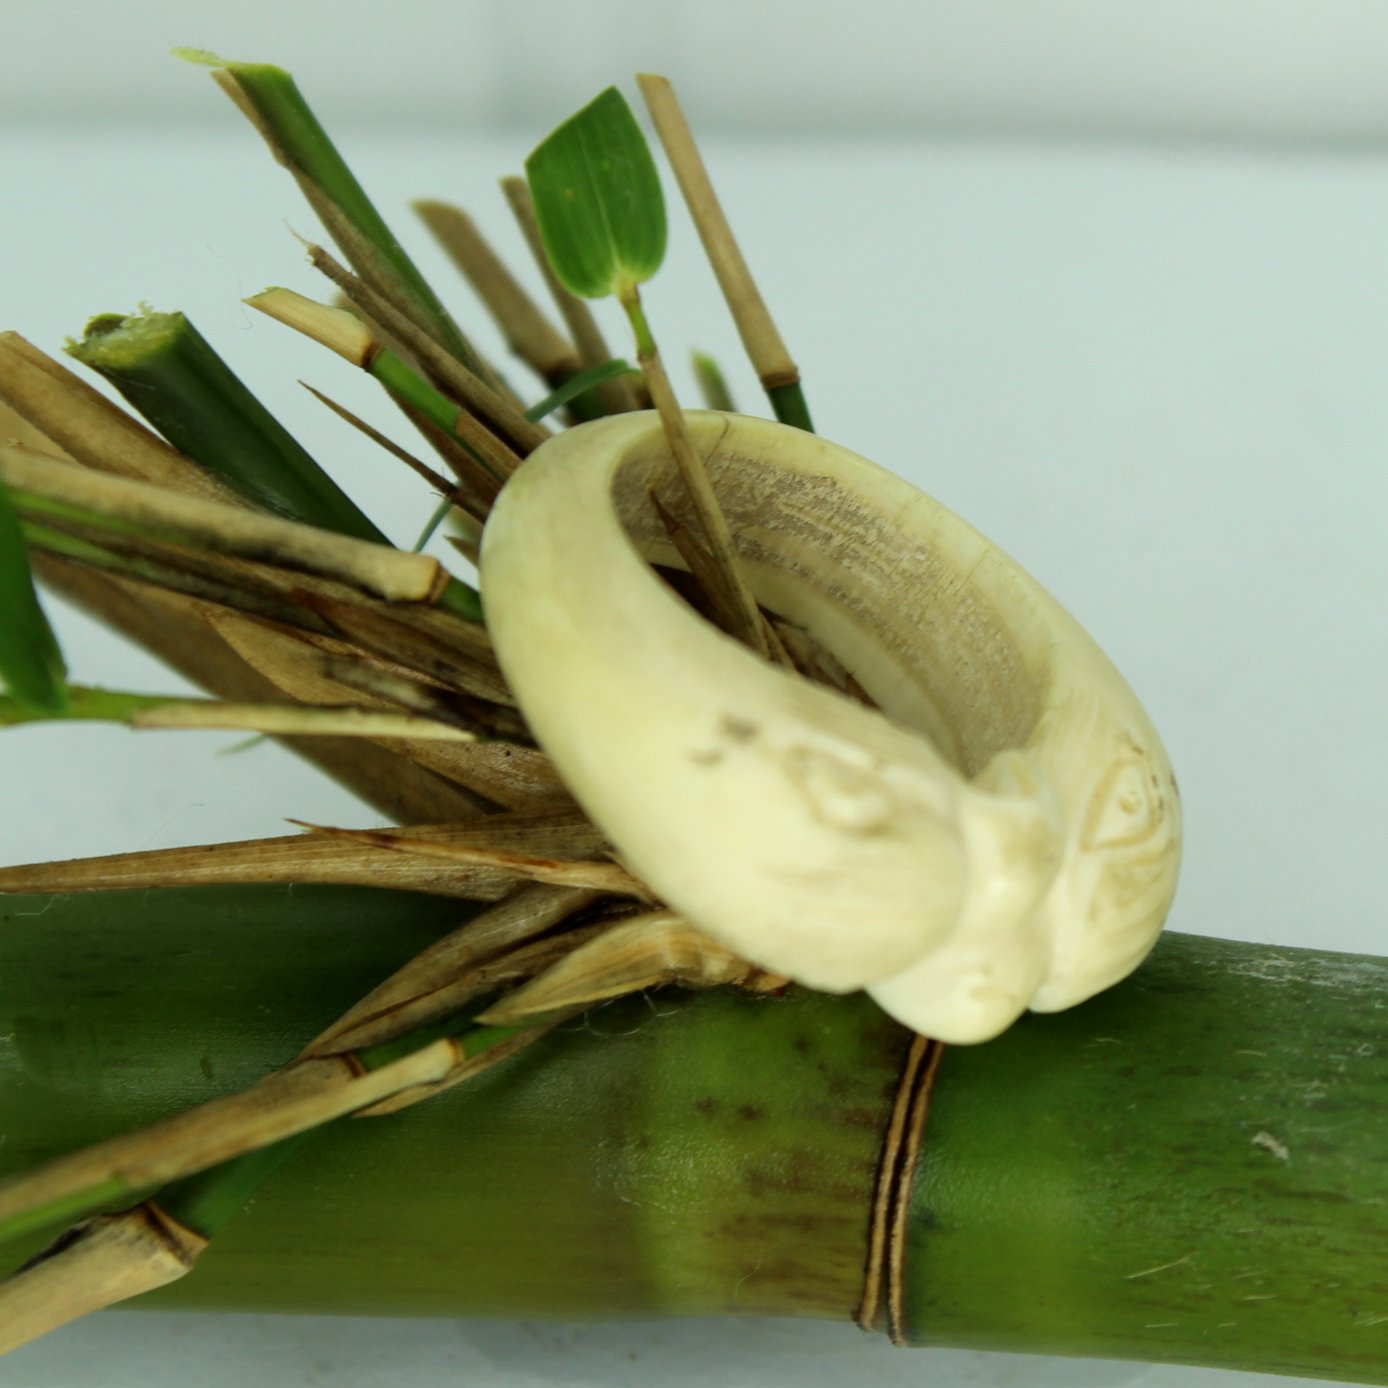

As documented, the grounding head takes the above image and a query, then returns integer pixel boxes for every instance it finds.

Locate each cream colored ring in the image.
[480,411,1181,1042]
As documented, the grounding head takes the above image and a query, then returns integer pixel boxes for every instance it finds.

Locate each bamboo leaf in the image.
[0,475,67,714]
[523,358,638,422]
[525,88,666,302]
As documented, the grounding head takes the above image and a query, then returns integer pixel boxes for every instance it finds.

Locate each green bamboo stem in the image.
[68,310,388,544]
[767,380,814,432]
[1,881,1385,1383]
[180,51,486,380]
[904,934,1388,1381]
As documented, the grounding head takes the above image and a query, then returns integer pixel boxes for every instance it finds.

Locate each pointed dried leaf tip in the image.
[525,88,666,302]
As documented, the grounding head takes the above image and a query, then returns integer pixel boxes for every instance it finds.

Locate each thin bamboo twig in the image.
[33,555,489,823]
[300,382,488,557]
[286,820,647,899]
[0,810,605,899]
[647,488,791,667]
[130,701,476,741]
[0,684,479,743]
[314,654,529,740]
[636,74,812,431]
[477,911,782,1023]
[303,243,549,456]
[413,199,582,386]
[0,1207,208,1355]
[305,190,508,395]
[304,883,600,1056]
[0,1041,462,1246]
[0,443,449,605]
[354,1014,573,1117]
[299,381,460,503]
[21,516,347,635]
[303,592,510,705]
[623,310,774,659]
[201,607,570,810]
[249,288,513,501]
[502,177,644,415]
[692,350,737,412]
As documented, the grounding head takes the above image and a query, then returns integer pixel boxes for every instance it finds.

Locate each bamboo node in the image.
[759,367,802,392]
[857,1034,945,1346]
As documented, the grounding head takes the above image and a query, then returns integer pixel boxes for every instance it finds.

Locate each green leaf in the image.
[0,476,67,714]
[523,357,639,422]
[525,88,666,302]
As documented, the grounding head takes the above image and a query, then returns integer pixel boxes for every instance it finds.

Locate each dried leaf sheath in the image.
[0,812,607,899]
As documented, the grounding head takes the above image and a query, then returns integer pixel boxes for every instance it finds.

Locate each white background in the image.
[2,4,1386,1386]
[11,0,1388,142]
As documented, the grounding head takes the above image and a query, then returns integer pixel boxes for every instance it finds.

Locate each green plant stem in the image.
[623,289,658,360]
[768,380,814,432]
[524,358,638,423]
[181,52,485,379]
[368,349,477,453]
[158,1135,311,1239]
[2,885,1386,1383]
[0,683,172,727]
[22,518,201,591]
[68,311,387,544]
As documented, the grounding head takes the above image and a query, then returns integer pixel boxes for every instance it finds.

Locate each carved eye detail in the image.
[781,743,895,835]
[1081,750,1168,854]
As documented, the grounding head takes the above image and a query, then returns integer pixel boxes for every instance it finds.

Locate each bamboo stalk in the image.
[0,443,449,605]
[636,74,812,431]
[0,1207,208,1354]
[68,310,390,543]
[412,199,582,386]
[302,244,549,456]
[0,334,233,499]
[2,886,1384,1383]
[32,556,488,824]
